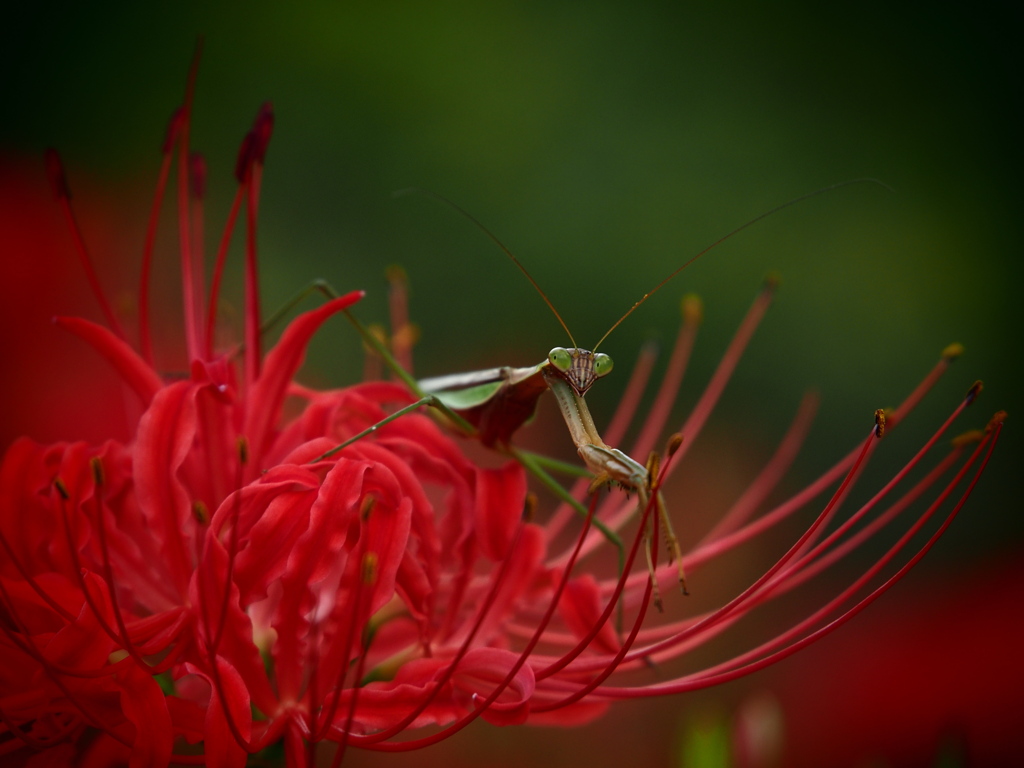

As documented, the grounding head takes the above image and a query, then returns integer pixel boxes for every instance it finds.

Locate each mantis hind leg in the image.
[642,512,664,612]
[638,486,688,612]
[656,490,688,596]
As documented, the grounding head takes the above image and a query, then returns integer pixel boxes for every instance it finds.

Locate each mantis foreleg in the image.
[546,370,688,604]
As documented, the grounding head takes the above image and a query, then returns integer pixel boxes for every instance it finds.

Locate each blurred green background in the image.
[2,1,1021,765]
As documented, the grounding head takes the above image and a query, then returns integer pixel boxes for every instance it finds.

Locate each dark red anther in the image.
[44,148,71,200]
[233,103,274,184]
[251,102,274,165]
[162,108,185,155]
[190,152,207,199]
[966,380,983,405]
[234,131,255,183]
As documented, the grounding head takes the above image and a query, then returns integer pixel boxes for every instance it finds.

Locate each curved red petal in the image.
[114,662,173,768]
[53,316,162,405]
[557,574,621,656]
[185,658,252,768]
[475,461,527,562]
[455,647,536,726]
[133,381,199,595]
[243,292,362,468]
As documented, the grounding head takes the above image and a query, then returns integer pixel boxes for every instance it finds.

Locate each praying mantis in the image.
[410,200,690,602]
[419,339,687,604]
[317,181,884,609]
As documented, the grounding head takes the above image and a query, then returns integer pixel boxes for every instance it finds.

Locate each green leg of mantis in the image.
[260,278,338,339]
[509,448,626,567]
[518,450,595,480]
[310,396,441,463]
[640,489,685,611]
[513,450,629,587]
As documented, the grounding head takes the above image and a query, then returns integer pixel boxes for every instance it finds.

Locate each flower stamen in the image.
[139,108,183,364]
[44,149,128,342]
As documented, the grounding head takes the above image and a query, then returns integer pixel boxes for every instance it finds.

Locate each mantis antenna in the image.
[393,187,578,349]
[591,178,892,351]
[397,178,891,353]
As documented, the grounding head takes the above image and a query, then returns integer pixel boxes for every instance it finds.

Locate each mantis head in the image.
[547,347,614,397]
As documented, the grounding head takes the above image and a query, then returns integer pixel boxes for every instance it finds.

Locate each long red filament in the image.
[667,343,961,581]
[588,422,1000,699]
[243,171,262,387]
[204,184,246,357]
[242,104,273,388]
[630,294,702,459]
[641,433,971,666]
[655,278,776,475]
[176,41,203,362]
[604,341,659,447]
[45,149,129,341]
[698,391,819,546]
[619,421,878,665]
[139,109,182,364]
[189,151,208,344]
[601,396,983,674]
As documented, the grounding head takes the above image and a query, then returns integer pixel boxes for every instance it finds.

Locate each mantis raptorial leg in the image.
[541,365,687,604]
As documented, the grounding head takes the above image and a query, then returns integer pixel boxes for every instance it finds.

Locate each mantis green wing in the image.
[419,362,549,448]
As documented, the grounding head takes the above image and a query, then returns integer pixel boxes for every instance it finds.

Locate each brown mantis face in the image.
[546,347,614,397]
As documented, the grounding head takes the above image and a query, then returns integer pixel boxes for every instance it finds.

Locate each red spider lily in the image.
[0,49,1004,768]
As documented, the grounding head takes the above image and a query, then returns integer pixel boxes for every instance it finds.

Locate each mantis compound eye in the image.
[593,353,613,377]
[548,347,573,372]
